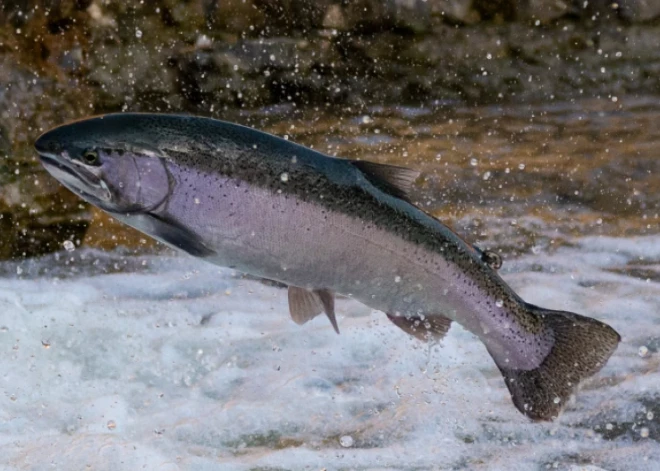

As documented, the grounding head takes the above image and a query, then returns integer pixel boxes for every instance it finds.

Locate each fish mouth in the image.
[39,154,80,180]
[38,153,110,204]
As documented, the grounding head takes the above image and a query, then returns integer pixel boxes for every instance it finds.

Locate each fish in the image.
[34,113,620,421]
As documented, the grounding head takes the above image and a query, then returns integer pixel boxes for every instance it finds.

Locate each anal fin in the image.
[387,313,452,342]
[288,287,339,334]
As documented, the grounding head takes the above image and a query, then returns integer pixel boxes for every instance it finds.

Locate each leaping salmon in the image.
[35,113,620,421]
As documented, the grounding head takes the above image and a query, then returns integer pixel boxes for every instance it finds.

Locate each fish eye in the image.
[82,149,100,166]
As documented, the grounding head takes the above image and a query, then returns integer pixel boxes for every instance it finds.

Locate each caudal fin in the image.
[494,305,620,421]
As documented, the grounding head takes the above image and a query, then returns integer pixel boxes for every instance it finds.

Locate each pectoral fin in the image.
[288,287,339,334]
[134,212,215,258]
[387,313,452,342]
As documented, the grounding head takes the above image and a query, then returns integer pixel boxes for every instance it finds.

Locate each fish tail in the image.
[494,304,620,421]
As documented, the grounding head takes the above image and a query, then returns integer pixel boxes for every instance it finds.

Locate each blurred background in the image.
[1,0,659,261]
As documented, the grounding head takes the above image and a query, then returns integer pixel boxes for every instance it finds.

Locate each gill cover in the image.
[108,154,172,213]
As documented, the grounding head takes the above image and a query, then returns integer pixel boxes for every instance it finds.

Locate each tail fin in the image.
[494,305,620,421]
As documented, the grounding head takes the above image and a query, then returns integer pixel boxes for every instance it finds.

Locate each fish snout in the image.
[34,132,64,158]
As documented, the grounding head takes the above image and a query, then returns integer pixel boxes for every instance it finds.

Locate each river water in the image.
[1,97,659,470]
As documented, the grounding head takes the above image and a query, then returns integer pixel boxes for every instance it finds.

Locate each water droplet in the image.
[482,171,491,181]
[647,411,654,420]
[394,276,401,283]
[470,158,478,166]
[135,29,142,39]
[605,423,614,430]
[194,197,200,205]
[495,299,504,308]
[107,420,116,430]
[63,240,75,252]
[639,346,649,358]
[518,163,526,170]
[640,427,650,438]
[280,172,289,182]
[339,435,354,448]
[553,397,561,404]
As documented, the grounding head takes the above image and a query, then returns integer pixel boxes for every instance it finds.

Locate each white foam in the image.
[1,236,659,470]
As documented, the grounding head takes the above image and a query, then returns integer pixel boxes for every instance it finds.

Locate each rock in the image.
[429,0,479,24]
[0,55,92,260]
[209,0,267,34]
[322,4,346,30]
[618,0,660,22]
[252,0,335,32]
[344,0,433,32]
[518,0,572,23]
[473,0,516,21]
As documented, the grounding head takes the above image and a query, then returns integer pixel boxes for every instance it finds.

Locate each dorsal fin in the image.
[288,286,339,334]
[387,313,452,342]
[351,160,420,202]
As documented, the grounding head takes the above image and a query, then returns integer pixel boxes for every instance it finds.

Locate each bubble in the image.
[135,29,142,39]
[107,420,117,430]
[339,435,354,448]
[394,276,401,283]
[470,158,478,166]
[639,346,649,358]
[280,173,289,182]
[553,397,561,404]
[647,411,654,420]
[63,240,75,252]
[640,427,650,438]
[495,299,503,308]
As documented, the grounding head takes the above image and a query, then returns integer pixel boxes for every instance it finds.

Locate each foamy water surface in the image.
[1,235,659,470]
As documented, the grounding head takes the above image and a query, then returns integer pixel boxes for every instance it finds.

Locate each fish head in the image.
[35,115,172,214]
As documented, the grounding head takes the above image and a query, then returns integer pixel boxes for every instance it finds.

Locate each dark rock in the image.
[429,0,479,24]
[344,0,432,32]
[618,0,660,22]
[0,54,93,260]
[473,0,517,21]
[253,0,335,32]
[518,0,573,23]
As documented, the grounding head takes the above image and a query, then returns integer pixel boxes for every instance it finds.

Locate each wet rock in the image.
[344,0,432,32]
[0,55,92,259]
[322,4,347,30]
[429,0,479,24]
[472,0,517,21]
[618,0,660,22]
[518,0,572,23]
[253,0,334,32]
